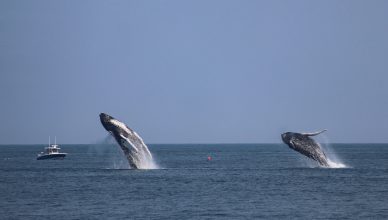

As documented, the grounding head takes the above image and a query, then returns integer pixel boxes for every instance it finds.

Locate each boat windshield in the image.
[46,145,60,154]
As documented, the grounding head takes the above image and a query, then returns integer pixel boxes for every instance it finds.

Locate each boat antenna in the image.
[55,136,56,145]
[49,136,50,146]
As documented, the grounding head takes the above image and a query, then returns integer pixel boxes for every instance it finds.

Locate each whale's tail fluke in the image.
[301,129,327,137]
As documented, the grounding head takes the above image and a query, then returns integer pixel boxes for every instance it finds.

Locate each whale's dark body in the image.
[281,130,329,167]
[99,113,153,169]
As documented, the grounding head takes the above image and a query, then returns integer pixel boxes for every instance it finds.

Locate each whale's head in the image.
[99,113,116,132]
[281,132,293,144]
[99,113,132,136]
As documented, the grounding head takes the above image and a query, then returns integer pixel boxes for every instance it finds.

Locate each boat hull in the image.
[36,153,67,160]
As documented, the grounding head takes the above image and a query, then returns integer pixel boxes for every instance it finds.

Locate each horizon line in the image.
[1,142,388,146]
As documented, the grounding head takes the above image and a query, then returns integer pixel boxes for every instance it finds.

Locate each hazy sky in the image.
[1,0,387,144]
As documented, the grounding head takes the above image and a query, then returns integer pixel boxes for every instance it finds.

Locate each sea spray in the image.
[91,135,131,169]
[317,134,348,168]
[109,138,131,169]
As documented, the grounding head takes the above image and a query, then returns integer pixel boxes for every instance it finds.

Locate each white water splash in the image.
[317,134,349,168]
[135,155,159,170]
[130,143,159,169]
[299,156,348,169]
[327,159,347,168]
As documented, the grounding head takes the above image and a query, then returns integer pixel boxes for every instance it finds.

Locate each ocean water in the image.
[1,144,388,219]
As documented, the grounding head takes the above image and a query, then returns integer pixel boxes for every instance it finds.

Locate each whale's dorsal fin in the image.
[301,129,327,136]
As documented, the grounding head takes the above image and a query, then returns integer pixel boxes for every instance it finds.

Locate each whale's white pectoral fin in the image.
[119,134,139,152]
[302,129,327,136]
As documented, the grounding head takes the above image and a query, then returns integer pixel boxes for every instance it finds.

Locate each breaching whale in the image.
[281,130,329,167]
[99,113,154,169]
